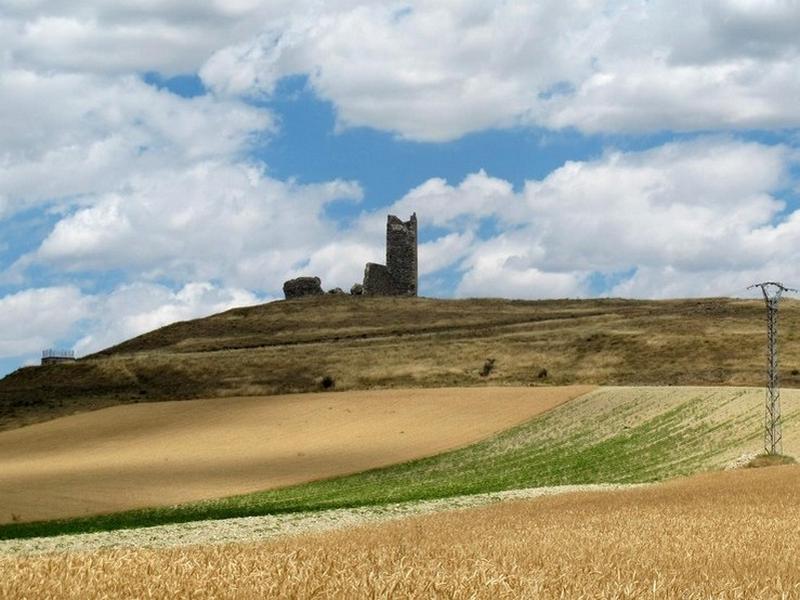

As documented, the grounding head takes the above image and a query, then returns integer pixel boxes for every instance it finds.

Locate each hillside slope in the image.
[2,295,799,429]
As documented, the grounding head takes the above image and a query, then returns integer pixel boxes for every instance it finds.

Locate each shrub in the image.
[321,375,335,390]
[480,359,496,377]
[746,454,796,469]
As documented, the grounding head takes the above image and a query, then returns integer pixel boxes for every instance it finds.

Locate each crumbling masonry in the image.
[362,213,418,296]
[281,213,418,299]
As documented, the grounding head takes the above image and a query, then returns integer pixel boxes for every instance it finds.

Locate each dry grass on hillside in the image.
[0,386,590,524]
[4,466,799,599]
[5,295,800,430]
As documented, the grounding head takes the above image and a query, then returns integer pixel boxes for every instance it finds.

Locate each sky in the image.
[1,0,800,376]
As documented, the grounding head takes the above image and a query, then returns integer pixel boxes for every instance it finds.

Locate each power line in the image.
[748,282,797,455]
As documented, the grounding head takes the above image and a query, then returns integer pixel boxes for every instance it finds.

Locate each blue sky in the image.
[1,1,799,377]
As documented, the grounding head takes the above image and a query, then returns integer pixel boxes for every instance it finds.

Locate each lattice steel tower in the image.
[748,282,797,455]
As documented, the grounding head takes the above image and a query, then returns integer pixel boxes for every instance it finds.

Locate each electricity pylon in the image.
[748,282,797,455]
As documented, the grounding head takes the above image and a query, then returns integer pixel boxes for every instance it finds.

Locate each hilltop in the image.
[2,295,799,430]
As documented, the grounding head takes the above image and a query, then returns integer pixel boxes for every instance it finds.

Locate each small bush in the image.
[536,368,548,379]
[746,454,796,469]
[480,358,496,377]
[320,375,335,390]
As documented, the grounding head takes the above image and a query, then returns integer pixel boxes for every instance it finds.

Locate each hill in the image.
[2,295,800,430]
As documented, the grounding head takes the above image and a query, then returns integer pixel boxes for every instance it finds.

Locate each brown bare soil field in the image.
[4,295,800,430]
[0,385,590,524]
[4,465,799,599]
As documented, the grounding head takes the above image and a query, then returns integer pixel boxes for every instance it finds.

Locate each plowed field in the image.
[0,386,590,523]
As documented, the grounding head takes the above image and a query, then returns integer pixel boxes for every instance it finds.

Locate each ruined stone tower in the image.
[362,213,418,296]
[386,213,417,295]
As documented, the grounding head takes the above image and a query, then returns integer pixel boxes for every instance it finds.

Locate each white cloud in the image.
[519,139,789,273]
[419,231,475,276]
[73,281,264,355]
[456,236,588,299]
[0,70,273,217]
[29,162,363,292]
[201,1,595,140]
[0,281,263,361]
[21,137,799,303]
[298,240,383,292]
[0,4,372,298]
[3,0,800,377]
[2,1,301,76]
[4,1,800,144]
[544,56,800,134]
[391,171,515,229]
[199,0,800,140]
[2,136,799,377]
[381,138,799,299]
[0,287,89,357]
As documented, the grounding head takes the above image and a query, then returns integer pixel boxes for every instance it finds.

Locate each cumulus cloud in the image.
[0,280,264,363]
[297,239,383,292]
[0,287,89,357]
[382,138,799,299]
[5,1,800,146]
[391,171,515,229]
[2,1,301,75]
[3,0,800,379]
[199,0,800,140]
[0,70,273,217]
[518,139,790,274]
[1,137,798,379]
[23,137,794,301]
[73,281,264,355]
[29,162,363,291]
[419,232,476,276]
[0,1,373,302]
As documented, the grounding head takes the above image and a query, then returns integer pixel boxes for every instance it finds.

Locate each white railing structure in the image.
[42,349,75,360]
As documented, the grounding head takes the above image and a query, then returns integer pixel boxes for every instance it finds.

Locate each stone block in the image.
[363,263,394,296]
[283,276,323,299]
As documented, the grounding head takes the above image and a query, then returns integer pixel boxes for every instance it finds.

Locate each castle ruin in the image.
[362,213,418,296]
[282,213,418,299]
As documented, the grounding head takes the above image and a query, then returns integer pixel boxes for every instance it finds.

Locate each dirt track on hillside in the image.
[0,386,591,524]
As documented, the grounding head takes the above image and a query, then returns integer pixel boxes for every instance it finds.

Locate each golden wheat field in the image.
[0,386,590,523]
[3,465,798,599]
